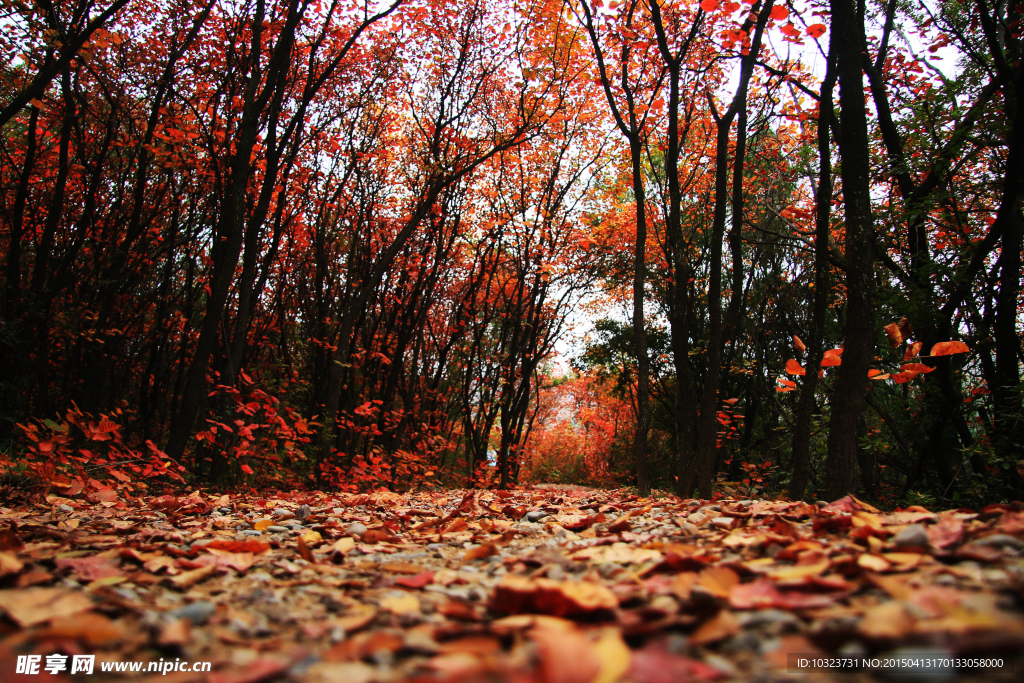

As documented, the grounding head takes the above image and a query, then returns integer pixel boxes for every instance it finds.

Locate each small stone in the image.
[347,522,368,537]
[219,507,233,515]
[296,504,312,520]
[169,600,217,625]
[738,609,800,630]
[893,524,929,547]
[191,538,215,548]
[427,543,444,551]
[235,522,251,530]
[681,523,699,535]
[242,529,263,536]
[272,508,293,519]
[815,500,829,507]
[58,504,74,514]
[689,512,707,525]
[973,534,1024,550]
[266,526,290,533]
[738,500,753,508]
[711,516,736,530]
[526,510,548,523]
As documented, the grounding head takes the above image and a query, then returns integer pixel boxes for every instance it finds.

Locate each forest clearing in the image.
[1,0,1024,679]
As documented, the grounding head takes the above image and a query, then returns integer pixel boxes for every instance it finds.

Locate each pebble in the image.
[219,507,233,514]
[689,512,707,525]
[427,543,444,551]
[272,508,293,518]
[711,516,736,529]
[296,504,312,520]
[266,526,290,533]
[242,529,263,536]
[973,534,1024,550]
[191,538,215,548]
[526,510,548,523]
[893,524,929,547]
[347,522,368,536]
[169,600,217,625]
[58,504,74,514]
[738,609,800,630]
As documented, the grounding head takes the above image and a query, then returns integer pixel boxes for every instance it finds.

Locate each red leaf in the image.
[806,23,827,38]
[396,571,434,589]
[769,5,789,20]
[820,348,843,367]
[930,341,969,356]
[700,0,719,11]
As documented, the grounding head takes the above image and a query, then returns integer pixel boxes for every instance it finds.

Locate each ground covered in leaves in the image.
[2,486,1024,683]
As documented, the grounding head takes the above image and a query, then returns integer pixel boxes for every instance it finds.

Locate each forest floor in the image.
[0,487,1023,683]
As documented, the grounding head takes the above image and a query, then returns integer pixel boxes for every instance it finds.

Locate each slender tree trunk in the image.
[630,136,652,495]
[824,0,875,500]
[790,46,836,502]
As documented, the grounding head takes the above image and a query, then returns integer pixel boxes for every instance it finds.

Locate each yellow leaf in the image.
[380,592,420,615]
[592,629,631,683]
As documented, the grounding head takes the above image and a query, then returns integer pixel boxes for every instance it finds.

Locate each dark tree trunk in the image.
[790,45,836,502]
[824,0,875,501]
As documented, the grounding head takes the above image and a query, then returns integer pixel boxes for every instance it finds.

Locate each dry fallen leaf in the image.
[0,587,94,627]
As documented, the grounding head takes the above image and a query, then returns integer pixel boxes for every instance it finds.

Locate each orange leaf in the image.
[785,358,806,376]
[884,322,902,348]
[930,341,969,356]
[793,335,806,353]
[901,363,935,374]
[820,348,843,367]
[904,341,923,360]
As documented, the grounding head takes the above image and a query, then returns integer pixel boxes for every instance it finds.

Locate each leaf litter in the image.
[0,487,1021,681]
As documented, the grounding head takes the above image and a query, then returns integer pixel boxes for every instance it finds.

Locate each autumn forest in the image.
[1,0,1022,509]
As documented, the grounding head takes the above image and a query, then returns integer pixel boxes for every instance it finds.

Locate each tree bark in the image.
[823,0,875,501]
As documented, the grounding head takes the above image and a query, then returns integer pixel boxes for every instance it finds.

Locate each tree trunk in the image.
[824,0,875,501]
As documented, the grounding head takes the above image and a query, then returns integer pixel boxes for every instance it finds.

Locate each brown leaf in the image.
[0,587,94,626]
[157,617,191,647]
[205,548,255,572]
[382,562,426,574]
[395,571,433,589]
[858,601,915,640]
[696,566,739,598]
[360,528,394,544]
[297,536,316,563]
[39,610,124,646]
[166,563,218,590]
[54,556,121,582]
[690,609,739,645]
[0,524,24,552]
[533,622,602,683]
[793,335,806,353]
[491,575,617,617]
[884,322,903,347]
[927,513,964,549]
[463,543,498,562]
[204,538,271,553]
[0,551,24,579]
